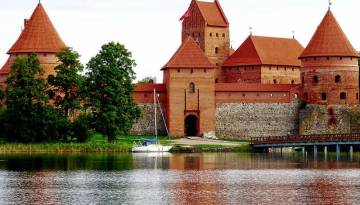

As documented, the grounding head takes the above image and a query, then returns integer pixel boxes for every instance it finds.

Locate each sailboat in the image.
[131,89,173,152]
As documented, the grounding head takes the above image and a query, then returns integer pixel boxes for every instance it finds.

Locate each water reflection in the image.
[0,153,360,204]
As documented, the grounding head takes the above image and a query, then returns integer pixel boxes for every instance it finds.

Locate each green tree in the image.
[0,89,4,107]
[138,76,156,83]
[86,42,140,142]
[3,54,69,142]
[48,47,85,118]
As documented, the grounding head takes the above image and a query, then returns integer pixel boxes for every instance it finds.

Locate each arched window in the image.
[189,82,195,93]
[335,75,341,83]
[321,93,327,101]
[340,92,347,100]
[215,47,219,54]
[313,76,319,84]
[210,32,212,37]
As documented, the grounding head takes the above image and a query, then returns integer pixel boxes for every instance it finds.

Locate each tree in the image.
[3,54,69,142]
[48,47,85,118]
[0,89,4,107]
[138,76,156,83]
[86,42,141,142]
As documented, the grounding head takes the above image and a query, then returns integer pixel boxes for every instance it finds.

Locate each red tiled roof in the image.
[0,57,12,74]
[300,10,359,58]
[223,36,304,67]
[8,3,66,54]
[163,37,216,69]
[216,83,297,92]
[134,83,167,92]
[196,0,228,27]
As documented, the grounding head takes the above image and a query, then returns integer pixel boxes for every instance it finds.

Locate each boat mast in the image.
[154,89,158,144]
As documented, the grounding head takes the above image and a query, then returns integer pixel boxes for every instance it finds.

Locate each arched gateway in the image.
[185,115,198,136]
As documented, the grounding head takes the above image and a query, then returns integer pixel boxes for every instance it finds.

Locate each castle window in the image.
[313,76,319,84]
[321,93,327,101]
[327,57,330,60]
[216,33,219,37]
[144,93,148,98]
[177,69,180,73]
[215,47,219,54]
[242,93,246,97]
[222,33,225,37]
[292,68,295,71]
[210,32,212,37]
[340,57,343,60]
[189,82,195,93]
[302,76,305,84]
[291,80,295,84]
[204,69,207,73]
[335,75,341,83]
[215,78,219,83]
[191,69,194,74]
[43,53,47,57]
[273,79,277,84]
[340,92,347,100]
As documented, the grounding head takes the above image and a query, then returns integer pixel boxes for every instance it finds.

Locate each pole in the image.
[336,144,340,161]
[350,146,353,161]
[154,89,158,144]
[324,146,328,161]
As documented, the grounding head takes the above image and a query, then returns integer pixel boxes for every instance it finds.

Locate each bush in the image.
[72,113,91,142]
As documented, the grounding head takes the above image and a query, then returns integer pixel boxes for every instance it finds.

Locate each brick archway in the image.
[185,114,198,136]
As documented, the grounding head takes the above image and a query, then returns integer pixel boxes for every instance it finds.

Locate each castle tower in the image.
[181,0,230,81]
[299,10,359,105]
[162,37,217,137]
[0,3,66,87]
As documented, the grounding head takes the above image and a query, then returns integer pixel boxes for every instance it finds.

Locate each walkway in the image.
[172,137,244,146]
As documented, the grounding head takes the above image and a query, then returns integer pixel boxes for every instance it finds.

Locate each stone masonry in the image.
[130,104,167,136]
[216,101,300,139]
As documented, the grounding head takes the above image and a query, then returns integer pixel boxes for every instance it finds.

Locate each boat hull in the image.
[131,144,173,153]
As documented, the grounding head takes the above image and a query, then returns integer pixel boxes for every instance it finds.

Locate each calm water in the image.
[0,152,360,205]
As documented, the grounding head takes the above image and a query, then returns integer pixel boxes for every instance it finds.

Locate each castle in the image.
[1,1,359,139]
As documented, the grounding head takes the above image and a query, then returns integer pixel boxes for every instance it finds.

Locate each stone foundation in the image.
[299,104,360,135]
[130,104,167,136]
[216,101,299,140]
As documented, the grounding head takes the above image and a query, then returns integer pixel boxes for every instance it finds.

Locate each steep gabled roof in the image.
[8,3,66,54]
[163,37,216,69]
[300,10,359,58]
[195,0,228,27]
[0,57,11,74]
[223,36,304,67]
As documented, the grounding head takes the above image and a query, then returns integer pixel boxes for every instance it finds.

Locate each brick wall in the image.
[216,101,300,139]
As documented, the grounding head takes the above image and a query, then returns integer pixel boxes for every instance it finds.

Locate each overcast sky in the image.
[0,0,359,82]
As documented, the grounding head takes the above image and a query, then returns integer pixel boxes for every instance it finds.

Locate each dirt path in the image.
[172,137,244,146]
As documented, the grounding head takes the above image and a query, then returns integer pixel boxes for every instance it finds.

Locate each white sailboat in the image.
[131,89,173,152]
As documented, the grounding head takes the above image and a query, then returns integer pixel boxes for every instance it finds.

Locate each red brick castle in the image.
[1,1,359,138]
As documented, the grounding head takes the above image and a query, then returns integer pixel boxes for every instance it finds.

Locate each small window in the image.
[335,75,341,83]
[273,79,277,84]
[321,93,327,101]
[215,47,219,54]
[242,93,246,97]
[302,76,305,84]
[215,79,219,83]
[292,68,295,71]
[216,33,219,37]
[340,57,343,60]
[313,76,319,84]
[327,57,330,60]
[340,92,347,100]
[177,69,180,73]
[189,82,195,93]
[210,33,212,37]
[291,80,295,84]
[204,69,207,73]
[43,53,47,57]
[257,93,260,97]
[190,69,194,74]
[222,33,225,37]
[144,93,148,98]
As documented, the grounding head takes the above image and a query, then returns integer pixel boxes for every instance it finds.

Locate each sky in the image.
[0,0,359,82]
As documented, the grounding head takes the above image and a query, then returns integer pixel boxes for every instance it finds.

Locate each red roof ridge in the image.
[195,0,228,27]
[8,3,66,54]
[300,10,359,58]
[163,36,216,69]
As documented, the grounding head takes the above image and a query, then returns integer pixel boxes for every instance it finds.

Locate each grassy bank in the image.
[0,134,252,153]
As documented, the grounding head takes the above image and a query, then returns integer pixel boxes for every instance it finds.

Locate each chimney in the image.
[24,19,29,28]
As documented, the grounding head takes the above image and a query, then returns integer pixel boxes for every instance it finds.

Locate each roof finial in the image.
[328,0,332,10]
[292,30,295,39]
[249,27,253,36]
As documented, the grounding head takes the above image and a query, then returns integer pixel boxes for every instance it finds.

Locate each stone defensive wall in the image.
[131,83,167,136]
[215,83,300,139]
[299,104,360,135]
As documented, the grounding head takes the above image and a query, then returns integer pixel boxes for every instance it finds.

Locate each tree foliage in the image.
[2,54,70,142]
[48,47,85,118]
[138,76,156,83]
[86,42,140,142]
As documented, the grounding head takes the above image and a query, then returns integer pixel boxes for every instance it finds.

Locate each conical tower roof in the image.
[8,3,66,54]
[163,37,216,69]
[300,10,358,58]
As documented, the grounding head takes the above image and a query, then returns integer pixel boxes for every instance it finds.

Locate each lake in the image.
[0,152,360,205]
